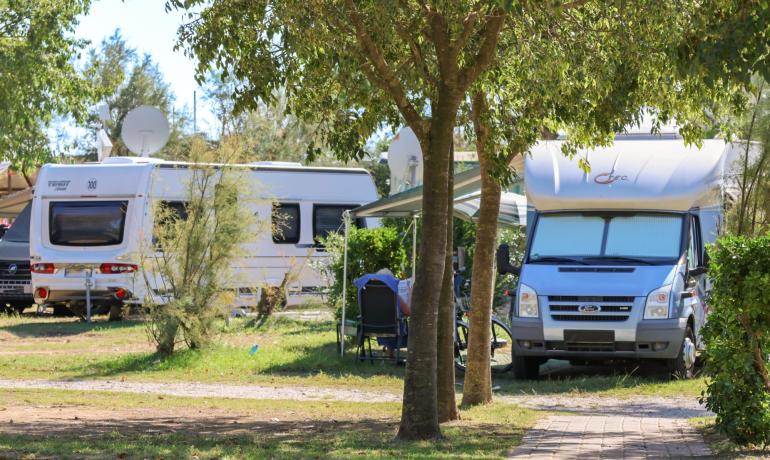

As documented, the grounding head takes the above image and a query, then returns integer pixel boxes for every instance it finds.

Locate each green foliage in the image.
[81,30,188,158]
[0,0,94,170]
[143,139,258,355]
[702,234,770,447]
[724,76,770,236]
[321,226,408,321]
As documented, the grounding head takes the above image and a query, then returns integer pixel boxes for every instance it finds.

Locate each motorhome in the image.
[499,138,751,380]
[30,157,378,316]
[0,202,33,313]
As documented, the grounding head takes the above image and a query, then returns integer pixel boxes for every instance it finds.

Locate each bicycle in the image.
[453,275,514,374]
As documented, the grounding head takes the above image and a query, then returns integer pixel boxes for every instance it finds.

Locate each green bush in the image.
[322,226,409,321]
[702,234,770,447]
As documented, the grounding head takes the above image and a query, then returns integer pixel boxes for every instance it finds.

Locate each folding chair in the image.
[355,277,407,364]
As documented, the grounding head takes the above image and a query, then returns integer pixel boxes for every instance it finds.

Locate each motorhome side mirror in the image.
[496,244,521,276]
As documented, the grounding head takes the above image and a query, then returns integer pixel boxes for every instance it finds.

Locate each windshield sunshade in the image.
[49,201,128,246]
[3,203,31,243]
[529,213,683,263]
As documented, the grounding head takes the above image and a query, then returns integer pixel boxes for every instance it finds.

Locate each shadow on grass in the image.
[0,319,143,338]
[0,415,526,459]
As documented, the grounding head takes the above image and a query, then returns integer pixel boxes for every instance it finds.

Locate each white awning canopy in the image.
[351,162,527,226]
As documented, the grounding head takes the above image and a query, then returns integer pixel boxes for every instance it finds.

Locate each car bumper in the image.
[511,317,686,360]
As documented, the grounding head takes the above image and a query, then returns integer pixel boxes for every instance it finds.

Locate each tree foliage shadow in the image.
[0,319,143,339]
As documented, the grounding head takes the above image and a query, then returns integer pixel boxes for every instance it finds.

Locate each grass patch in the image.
[0,314,705,398]
[690,417,770,459]
[0,388,538,459]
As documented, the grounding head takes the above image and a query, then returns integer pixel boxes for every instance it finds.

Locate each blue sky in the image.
[76,0,216,133]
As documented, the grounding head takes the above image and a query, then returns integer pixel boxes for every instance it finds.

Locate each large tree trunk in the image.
[397,112,455,440]
[436,158,459,422]
[461,92,502,406]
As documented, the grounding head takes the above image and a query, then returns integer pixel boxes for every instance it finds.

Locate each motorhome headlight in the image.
[644,285,672,320]
[517,284,539,318]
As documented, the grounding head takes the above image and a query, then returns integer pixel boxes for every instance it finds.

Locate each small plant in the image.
[142,139,259,355]
[702,234,770,448]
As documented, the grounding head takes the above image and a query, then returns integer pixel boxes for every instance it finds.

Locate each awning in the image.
[0,163,35,218]
[352,163,527,226]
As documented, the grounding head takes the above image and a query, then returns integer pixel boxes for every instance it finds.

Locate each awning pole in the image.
[340,211,351,357]
[411,214,418,278]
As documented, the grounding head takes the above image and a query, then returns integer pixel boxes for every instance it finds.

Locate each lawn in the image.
[0,388,538,459]
[0,313,706,398]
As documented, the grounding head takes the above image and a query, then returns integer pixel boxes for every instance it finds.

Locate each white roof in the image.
[525,138,745,212]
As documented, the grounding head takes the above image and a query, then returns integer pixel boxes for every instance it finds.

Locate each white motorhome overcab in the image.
[30,157,378,315]
[497,138,751,379]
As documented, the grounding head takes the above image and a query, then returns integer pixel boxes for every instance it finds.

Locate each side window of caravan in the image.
[49,201,128,246]
[153,201,188,246]
[272,203,301,244]
[313,205,363,245]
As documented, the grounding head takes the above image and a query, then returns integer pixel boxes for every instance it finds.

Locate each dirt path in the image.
[0,378,710,419]
[0,378,402,403]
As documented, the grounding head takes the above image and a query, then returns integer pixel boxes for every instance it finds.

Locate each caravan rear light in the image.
[31,263,55,274]
[99,263,138,274]
[34,287,49,300]
[113,288,128,300]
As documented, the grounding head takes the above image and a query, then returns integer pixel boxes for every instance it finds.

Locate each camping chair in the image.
[355,276,407,364]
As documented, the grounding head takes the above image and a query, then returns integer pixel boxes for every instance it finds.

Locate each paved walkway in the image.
[509,415,713,459]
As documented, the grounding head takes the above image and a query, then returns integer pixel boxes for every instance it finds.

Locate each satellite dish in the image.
[121,106,170,157]
[387,127,423,195]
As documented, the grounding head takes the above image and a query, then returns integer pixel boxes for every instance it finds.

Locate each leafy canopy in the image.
[0,0,94,170]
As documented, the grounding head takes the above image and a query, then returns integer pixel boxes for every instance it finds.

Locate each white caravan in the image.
[497,137,754,379]
[30,157,378,314]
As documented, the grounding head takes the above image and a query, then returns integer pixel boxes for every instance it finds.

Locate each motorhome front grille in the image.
[548,296,635,303]
[551,314,629,322]
[0,262,30,279]
[549,305,632,313]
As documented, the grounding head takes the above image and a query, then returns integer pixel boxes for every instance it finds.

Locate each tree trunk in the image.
[397,112,454,440]
[461,92,502,406]
[436,158,459,422]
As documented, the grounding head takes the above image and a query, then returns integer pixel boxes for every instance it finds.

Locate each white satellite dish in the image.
[387,127,423,195]
[121,106,170,157]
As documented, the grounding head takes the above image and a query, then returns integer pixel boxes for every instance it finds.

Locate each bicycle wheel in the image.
[454,320,469,372]
[490,318,514,374]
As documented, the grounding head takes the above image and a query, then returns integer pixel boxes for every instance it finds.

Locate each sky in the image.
[76,0,216,135]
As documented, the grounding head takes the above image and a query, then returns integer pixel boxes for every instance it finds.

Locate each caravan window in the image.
[313,204,362,244]
[272,203,300,244]
[49,201,128,246]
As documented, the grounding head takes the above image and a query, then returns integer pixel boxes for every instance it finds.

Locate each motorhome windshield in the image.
[49,201,128,246]
[3,203,31,243]
[529,212,684,264]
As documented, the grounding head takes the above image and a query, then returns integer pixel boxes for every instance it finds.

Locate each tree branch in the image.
[458,10,506,90]
[451,3,483,60]
[344,0,426,138]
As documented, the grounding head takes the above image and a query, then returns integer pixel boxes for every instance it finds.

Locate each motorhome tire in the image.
[667,325,696,380]
[512,353,540,380]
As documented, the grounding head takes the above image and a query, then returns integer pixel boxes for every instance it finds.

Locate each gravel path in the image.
[0,378,401,403]
[0,378,710,419]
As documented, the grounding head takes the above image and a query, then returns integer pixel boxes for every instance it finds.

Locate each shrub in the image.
[702,234,770,447]
[142,139,258,355]
[321,225,408,321]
